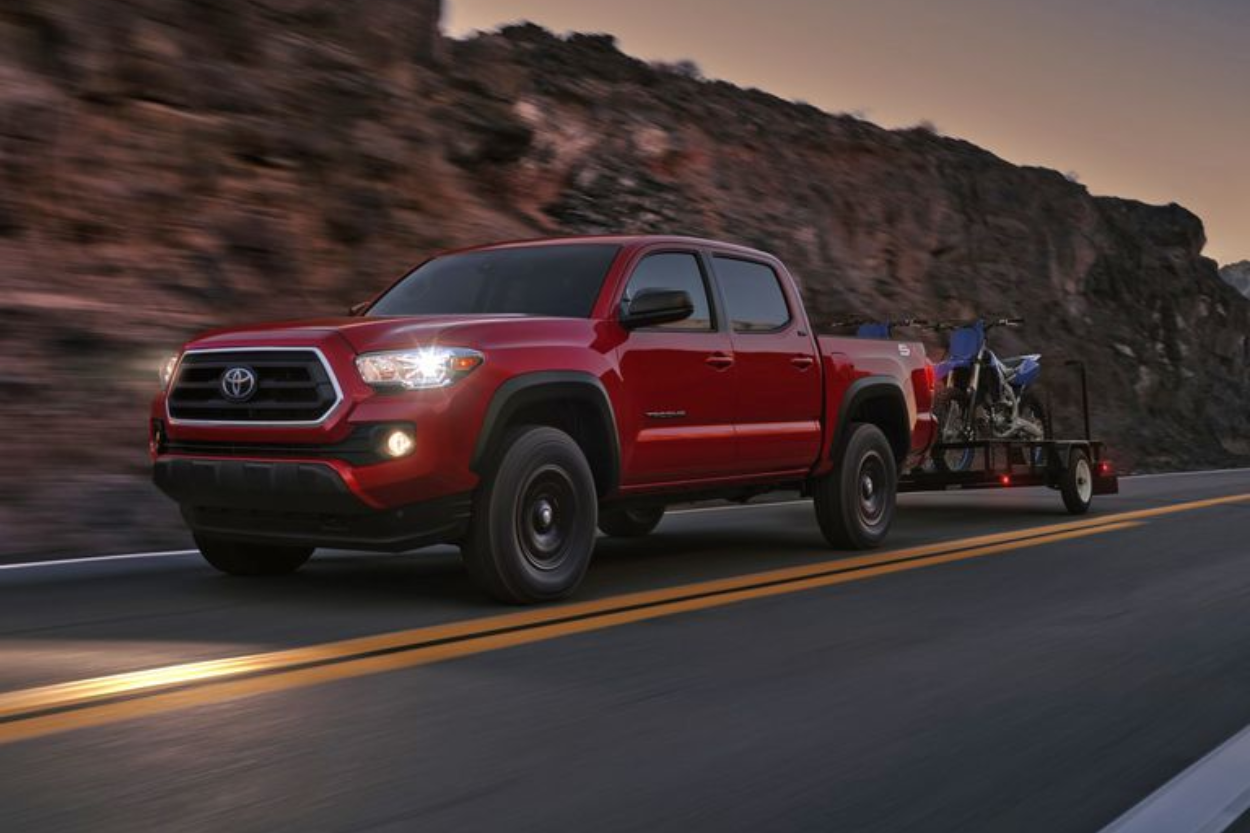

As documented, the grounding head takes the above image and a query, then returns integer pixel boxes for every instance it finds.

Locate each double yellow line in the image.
[0,493,1245,746]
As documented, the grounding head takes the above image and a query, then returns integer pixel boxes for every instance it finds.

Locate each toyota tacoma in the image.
[152,236,936,603]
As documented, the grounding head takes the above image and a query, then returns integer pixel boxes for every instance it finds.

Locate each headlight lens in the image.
[159,354,181,390]
[355,347,484,390]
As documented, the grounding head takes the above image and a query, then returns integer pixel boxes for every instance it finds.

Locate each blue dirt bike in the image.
[928,318,1049,472]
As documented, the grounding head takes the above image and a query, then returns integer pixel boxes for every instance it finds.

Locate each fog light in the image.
[383,428,415,459]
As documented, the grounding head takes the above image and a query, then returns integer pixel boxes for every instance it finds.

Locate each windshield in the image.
[368,244,621,318]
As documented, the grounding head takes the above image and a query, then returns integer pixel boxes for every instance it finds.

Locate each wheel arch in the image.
[471,371,621,496]
[832,377,911,467]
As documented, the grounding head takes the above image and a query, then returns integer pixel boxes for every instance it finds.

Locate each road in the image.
[2,470,1250,832]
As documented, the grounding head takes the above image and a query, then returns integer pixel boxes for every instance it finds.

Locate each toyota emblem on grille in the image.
[220,366,258,402]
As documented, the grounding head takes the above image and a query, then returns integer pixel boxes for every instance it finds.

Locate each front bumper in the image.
[154,457,471,551]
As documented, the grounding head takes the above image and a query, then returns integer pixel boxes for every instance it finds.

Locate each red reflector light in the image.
[1000,475,1011,486]
[1097,461,1112,475]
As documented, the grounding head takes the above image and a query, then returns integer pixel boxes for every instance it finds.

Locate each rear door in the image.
[709,254,823,474]
[615,249,739,485]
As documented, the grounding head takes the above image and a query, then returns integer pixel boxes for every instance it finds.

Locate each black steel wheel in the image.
[462,425,598,604]
[194,535,313,576]
[813,423,898,549]
[598,505,666,538]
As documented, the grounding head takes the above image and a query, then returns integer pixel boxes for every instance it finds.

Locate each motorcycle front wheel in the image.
[931,388,976,472]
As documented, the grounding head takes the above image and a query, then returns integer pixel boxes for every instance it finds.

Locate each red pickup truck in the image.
[152,236,936,602]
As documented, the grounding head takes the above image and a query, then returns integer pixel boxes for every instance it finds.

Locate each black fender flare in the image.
[831,376,912,465]
[470,371,621,492]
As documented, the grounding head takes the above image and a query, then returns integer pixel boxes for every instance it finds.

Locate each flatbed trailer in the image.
[899,361,1120,514]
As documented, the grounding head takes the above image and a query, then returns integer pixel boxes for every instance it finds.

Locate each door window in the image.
[623,253,714,331]
[713,257,791,332]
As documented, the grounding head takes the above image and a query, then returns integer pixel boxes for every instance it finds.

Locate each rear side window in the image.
[712,257,791,332]
[623,252,714,330]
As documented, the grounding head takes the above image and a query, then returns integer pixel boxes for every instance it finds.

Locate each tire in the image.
[1060,449,1094,515]
[1019,392,1051,466]
[931,388,975,473]
[462,426,598,604]
[598,505,666,538]
[194,535,313,576]
[813,423,898,549]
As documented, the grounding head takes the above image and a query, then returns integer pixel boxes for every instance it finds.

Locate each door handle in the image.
[790,355,815,370]
[705,352,735,370]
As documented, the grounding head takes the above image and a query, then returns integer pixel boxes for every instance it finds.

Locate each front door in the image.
[615,250,739,485]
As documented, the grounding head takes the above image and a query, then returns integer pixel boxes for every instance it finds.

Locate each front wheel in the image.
[598,505,665,538]
[194,535,313,576]
[813,423,897,549]
[931,388,975,472]
[461,426,598,604]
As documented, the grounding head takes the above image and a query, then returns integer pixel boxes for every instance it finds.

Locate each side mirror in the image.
[348,301,371,317]
[620,289,694,329]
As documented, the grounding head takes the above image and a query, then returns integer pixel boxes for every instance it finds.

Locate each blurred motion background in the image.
[1,0,1247,557]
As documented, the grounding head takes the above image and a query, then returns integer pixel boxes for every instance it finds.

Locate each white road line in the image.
[668,499,810,515]
[1121,467,1250,480]
[0,550,198,571]
[1100,721,1250,833]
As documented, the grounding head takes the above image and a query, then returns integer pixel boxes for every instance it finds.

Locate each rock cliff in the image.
[1,0,1246,555]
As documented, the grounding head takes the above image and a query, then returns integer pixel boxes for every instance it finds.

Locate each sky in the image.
[446,0,1248,265]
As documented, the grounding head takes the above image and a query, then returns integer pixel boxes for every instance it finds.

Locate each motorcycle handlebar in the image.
[922,317,1025,332]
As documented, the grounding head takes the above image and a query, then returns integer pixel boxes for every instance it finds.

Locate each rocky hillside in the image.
[1222,261,1250,298]
[1,0,1247,556]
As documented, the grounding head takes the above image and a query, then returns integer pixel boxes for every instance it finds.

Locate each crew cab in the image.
[152,236,936,603]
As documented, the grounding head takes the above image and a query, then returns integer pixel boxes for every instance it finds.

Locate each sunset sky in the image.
[447,0,1248,265]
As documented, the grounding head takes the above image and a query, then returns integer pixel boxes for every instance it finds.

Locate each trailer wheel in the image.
[814,423,897,549]
[1060,449,1093,515]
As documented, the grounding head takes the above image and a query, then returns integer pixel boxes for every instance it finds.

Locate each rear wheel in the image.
[932,388,975,472]
[598,506,665,538]
[1060,449,1094,515]
[194,535,313,576]
[813,423,897,549]
[462,426,598,604]
[1019,393,1051,466]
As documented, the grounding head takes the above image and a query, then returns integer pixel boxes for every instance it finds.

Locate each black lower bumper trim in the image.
[154,457,472,551]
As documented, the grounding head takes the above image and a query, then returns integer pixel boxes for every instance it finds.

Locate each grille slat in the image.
[168,350,340,424]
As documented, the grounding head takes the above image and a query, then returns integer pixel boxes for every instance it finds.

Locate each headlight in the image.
[355,347,484,390]
[159,353,181,390]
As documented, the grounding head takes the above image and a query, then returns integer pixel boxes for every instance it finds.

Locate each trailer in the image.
[900,361,1119,515]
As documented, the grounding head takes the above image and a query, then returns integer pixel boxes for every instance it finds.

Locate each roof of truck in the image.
[439,234,778,262]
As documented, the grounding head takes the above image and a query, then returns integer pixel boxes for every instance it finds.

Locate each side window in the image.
[713,257,791,333]
[623,253,714,331]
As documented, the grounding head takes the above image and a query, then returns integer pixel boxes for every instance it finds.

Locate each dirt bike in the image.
[927,318,1049,472]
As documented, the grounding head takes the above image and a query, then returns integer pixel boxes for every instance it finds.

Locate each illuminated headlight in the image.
[159,353,181,390]
[356,347,483,390]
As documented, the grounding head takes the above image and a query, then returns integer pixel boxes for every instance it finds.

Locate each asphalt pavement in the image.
[2,470,1249,832]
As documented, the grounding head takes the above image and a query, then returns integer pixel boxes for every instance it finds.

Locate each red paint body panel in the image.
[152,235,934,539]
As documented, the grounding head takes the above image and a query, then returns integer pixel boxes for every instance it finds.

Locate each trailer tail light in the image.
[1097,460,1112,476]
[1000,475,1011,486]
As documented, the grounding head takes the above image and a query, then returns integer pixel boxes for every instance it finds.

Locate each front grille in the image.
[168,350,340,423]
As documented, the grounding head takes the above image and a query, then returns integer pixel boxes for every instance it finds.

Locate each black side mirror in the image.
[348,301,370,317]
[620,288,694,329]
